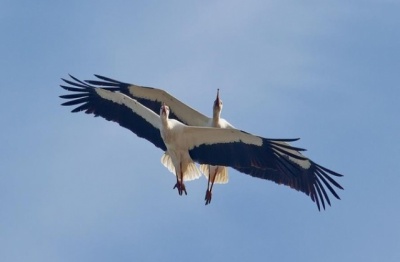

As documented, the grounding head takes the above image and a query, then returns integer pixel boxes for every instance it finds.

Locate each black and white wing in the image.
[60,75,166,151]
[84,74,210,126]
[180,127,343,210]
[234,161,343,211]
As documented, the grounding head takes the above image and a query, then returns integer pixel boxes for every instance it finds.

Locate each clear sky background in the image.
[1,1,399,261]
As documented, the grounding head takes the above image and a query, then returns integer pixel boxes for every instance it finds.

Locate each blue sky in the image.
[1,1,399,261]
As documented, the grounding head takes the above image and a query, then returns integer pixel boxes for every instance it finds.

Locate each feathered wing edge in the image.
[85,74,210,126]
[60,75,167,151]
[259,136,343,210]
[234,159,343,211]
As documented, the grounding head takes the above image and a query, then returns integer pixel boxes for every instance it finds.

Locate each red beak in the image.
[214,89,220,107]
[161,103,167,114]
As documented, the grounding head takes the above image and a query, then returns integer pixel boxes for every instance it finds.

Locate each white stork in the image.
[60,75,343,210]
[87,76,236,204]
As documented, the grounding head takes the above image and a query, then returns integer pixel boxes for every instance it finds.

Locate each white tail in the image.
[161,153,202,181]
[200,165,229,184]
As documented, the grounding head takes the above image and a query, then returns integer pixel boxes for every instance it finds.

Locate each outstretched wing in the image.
[60,75,167,151]
[181,126,342,210]
[233,160,343,211]
[85,75,211,126]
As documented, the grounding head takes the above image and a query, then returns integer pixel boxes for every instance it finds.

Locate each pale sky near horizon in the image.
[1,1,400,261]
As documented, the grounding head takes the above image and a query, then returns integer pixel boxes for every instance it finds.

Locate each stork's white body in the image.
[160,118,201,182]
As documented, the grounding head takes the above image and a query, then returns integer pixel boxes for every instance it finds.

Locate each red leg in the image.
[205,167,217,205]
[180,168,187,195]
[173,163,187,195]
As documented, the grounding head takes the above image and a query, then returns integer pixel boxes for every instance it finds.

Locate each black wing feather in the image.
[60,75,167,151]
[211,147,344,210]
[85,75,186,124]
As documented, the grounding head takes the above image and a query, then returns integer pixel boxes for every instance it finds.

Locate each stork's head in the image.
[213,89,223,112]
[160,102,170,118]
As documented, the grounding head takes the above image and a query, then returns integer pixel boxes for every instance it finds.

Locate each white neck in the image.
[161,114,170,129]
[212,107,221,126]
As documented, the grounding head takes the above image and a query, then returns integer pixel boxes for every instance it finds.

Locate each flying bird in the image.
[87,75,235,204]
[60,75,344,210]
[60,75,305,196]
